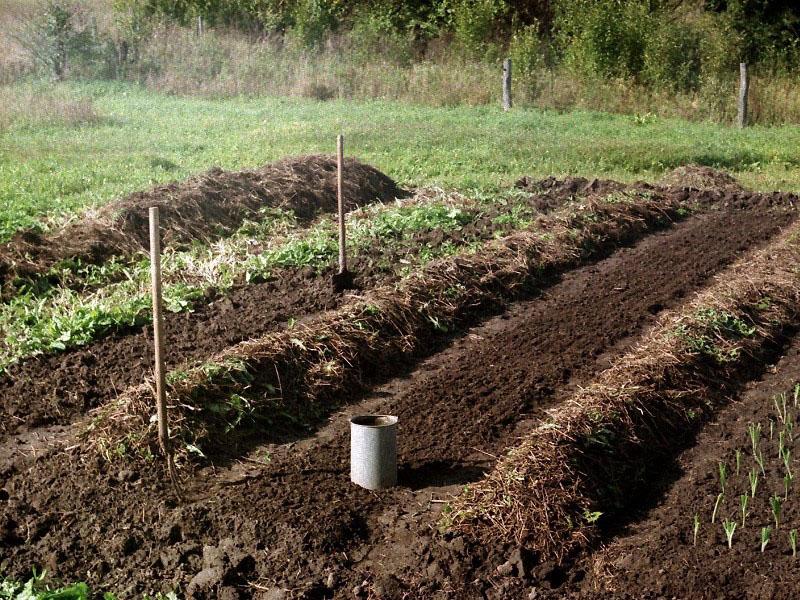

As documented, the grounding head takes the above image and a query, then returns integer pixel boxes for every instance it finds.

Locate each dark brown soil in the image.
[0,198,795,599]
[0,155,404,290]
[0,187,575,439]
[552,335,800,600]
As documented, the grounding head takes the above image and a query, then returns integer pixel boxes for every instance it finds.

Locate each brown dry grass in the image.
[449,221,800,561]
[83,185,698,464]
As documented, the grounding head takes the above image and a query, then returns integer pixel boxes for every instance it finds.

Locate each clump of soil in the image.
[0,155,404,286]
[657,165,744,191]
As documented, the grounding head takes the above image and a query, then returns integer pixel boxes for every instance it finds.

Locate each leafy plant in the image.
[785,473,794,500]
[749,468,759,498]
[718,461,728,493]
[722,519,737,549]
[761,526,772,552]
[749,422,762,454]
[712,492,724,524]
[770,495,783,529]
[740,494,749,527]
[755,449,766,476]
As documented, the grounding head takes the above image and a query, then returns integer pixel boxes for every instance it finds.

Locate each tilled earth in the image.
[1,189,798,598]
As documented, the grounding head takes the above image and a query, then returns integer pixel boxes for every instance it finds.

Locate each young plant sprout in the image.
[693,513,701,546]
[775,393,788,424]
[794,383,800,408]
[718,462,728,493]
[722,519,737,549]
[788,420,795,443]
[779,430,786,458]
[749,468,759,498]
[740,494,749,527]
[770,419,775,441]
[791,529,798,558]
[735,449,742,475]
[783,449,793,478]
[749,422,762,455]
[785,473,794,501]
[762,526,772,552]
[770,495,783,529]
[755,449,766,476]
[712,492,724,524]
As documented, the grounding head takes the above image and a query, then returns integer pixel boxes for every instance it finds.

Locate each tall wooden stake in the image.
[502,58,512,111]
[149,207,170,460]
[337,134,347,274]
[738,62,749,128]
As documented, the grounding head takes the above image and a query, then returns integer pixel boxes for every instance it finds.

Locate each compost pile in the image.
[0,155,404,288]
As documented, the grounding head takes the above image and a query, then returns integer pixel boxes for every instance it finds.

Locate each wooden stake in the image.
[738,62,749,128]
[502,58,512,111]
[149,207,170,458]
[337,134,347,274]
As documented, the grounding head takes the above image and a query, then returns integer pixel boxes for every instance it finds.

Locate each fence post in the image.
[337,134,347,274]
[149,207,170,461]
[502,58,512,111]
[738,62,749,128]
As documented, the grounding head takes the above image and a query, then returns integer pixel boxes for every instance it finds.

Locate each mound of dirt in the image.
[657,165,744,191]
[0,155,404,286]
[514,175,628,211]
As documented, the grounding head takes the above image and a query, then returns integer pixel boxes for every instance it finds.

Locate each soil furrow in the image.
[560,336,800,599]
[0,202,794,598]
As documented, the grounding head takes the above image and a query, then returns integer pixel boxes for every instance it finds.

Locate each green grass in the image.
[3,80,800,241]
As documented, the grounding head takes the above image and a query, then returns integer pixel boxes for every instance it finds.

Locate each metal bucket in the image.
[350,415,398,490]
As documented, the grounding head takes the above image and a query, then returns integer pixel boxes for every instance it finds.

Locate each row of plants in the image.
[447,220,800,560]
[83,187,697,464]
[0,187,550,372]
[695,384,800,554]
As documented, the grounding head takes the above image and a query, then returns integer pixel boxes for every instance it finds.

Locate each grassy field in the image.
[3,80,800,241]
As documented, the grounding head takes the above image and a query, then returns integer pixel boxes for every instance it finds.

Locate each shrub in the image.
[556,0,651,80]
[643,18,702,92]
[450,0,507,57]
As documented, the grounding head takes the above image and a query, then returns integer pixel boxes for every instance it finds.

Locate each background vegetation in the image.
[2,1,800,124]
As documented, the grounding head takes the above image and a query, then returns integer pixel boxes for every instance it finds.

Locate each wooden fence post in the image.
[502,58,512,111]
[337,134,347,274]
[738,62,749,128]
[149,207,170,460]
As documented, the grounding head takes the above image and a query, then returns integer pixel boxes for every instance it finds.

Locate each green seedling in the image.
[735,449,742,475]
[785,473,794,501]
[693,513,701,546]
[776,393,789,424]
[718,462,728,493]
[784,449,793,478]
[791,529,798,557]
[740,494,749,527]
[722,519,737,549]
[762,526,772,552]
[794,383,800,408]
[749,468,759,498]
[770,419,775,441]
[770,495,783,529]
[779,430,786,459]
[755,449,766,476]
[787,420,795,443]
[712,493,724,524]
[749,422,762,454]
